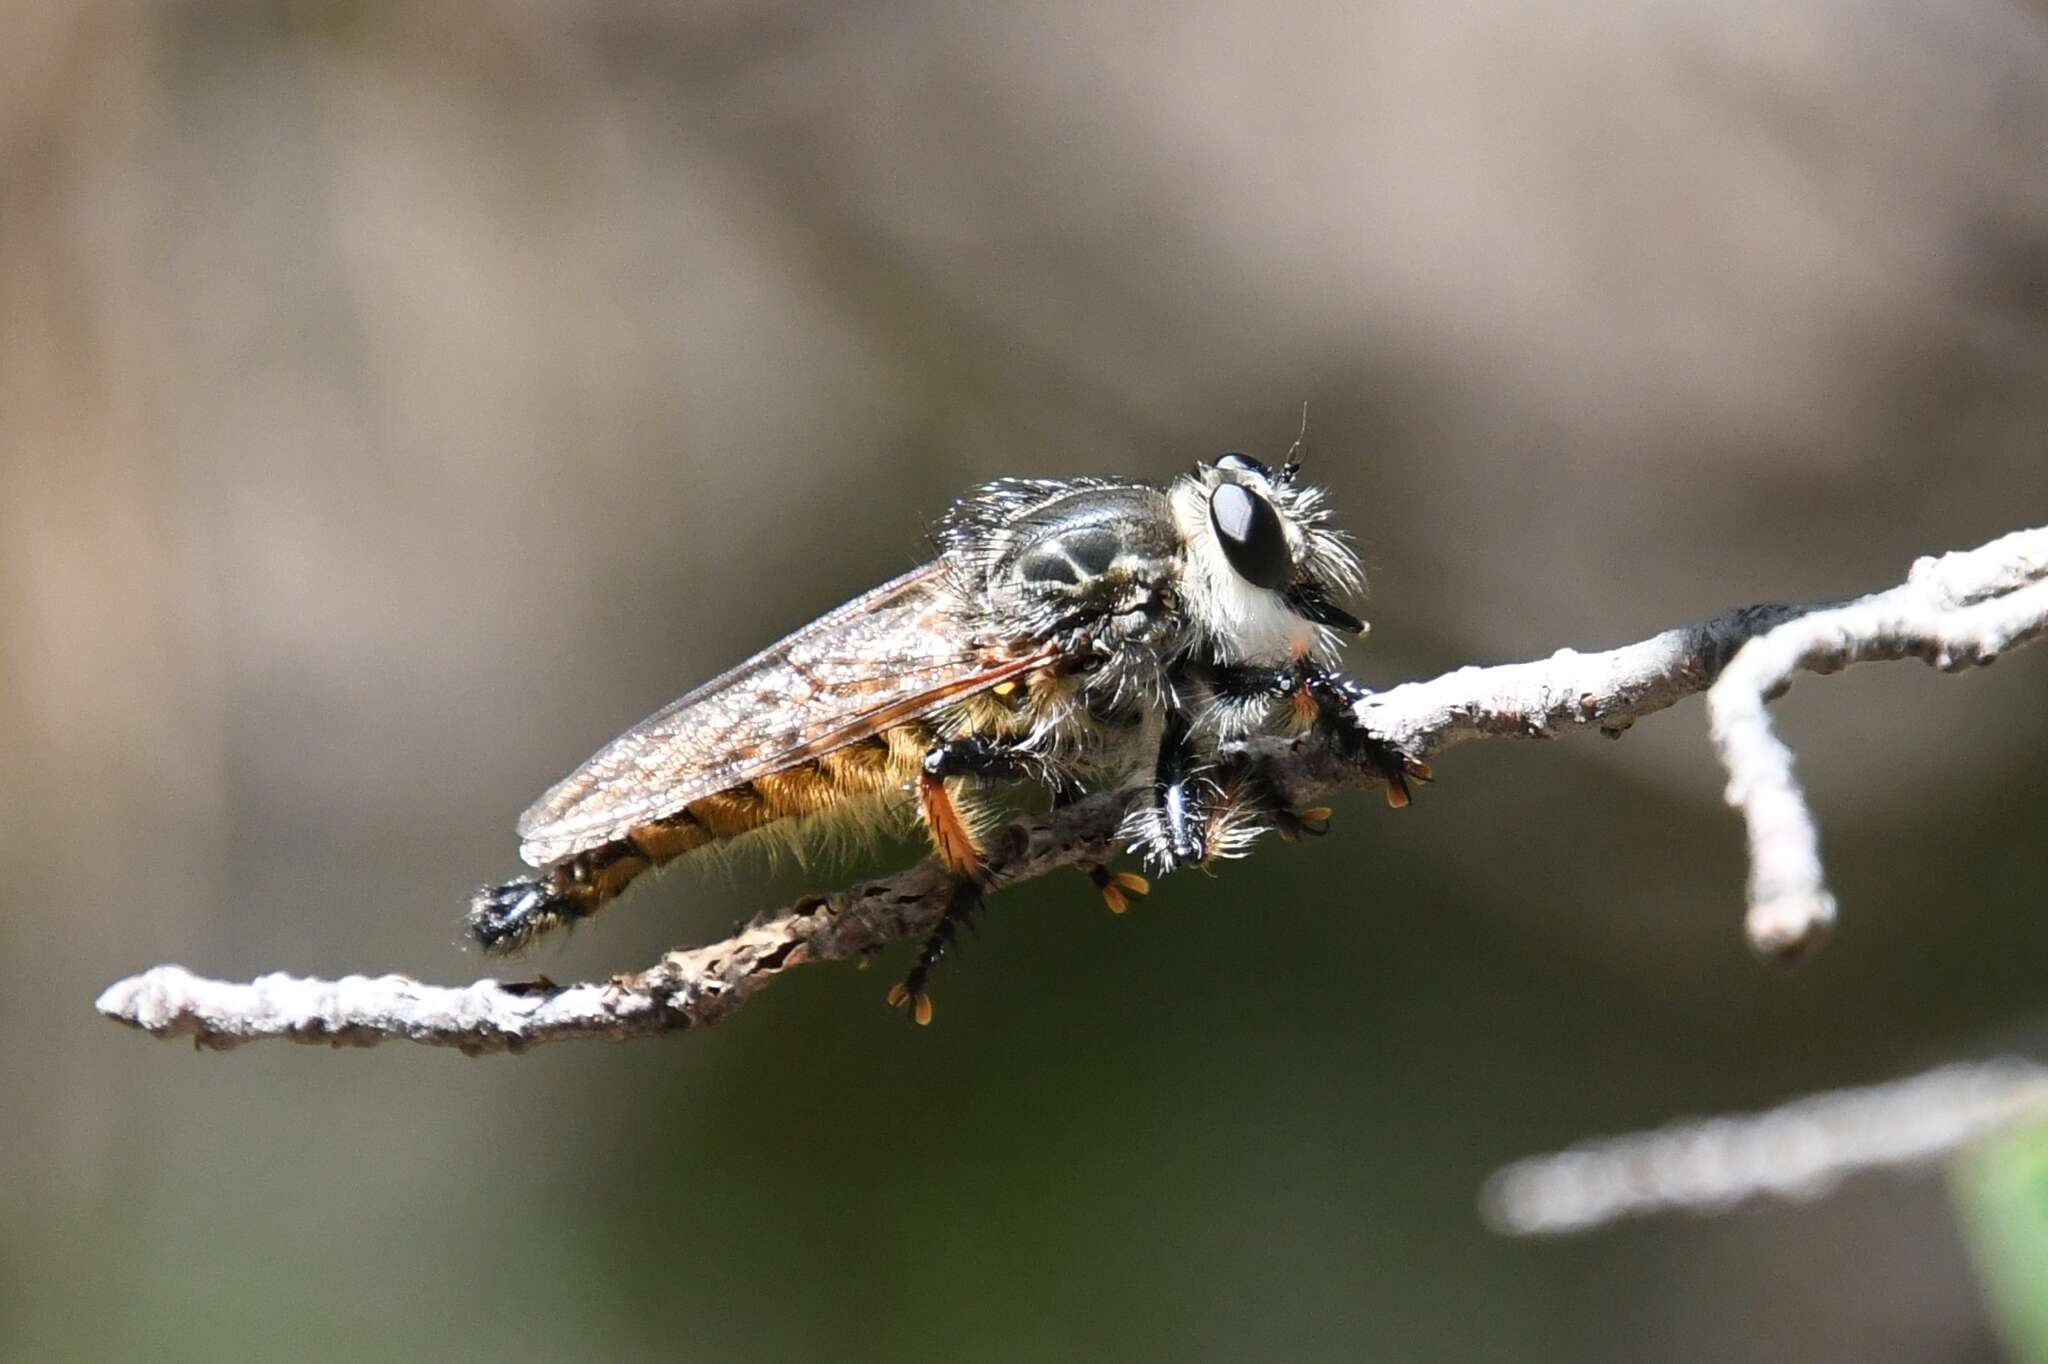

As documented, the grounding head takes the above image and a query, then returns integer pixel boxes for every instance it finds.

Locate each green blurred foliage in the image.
[1958,1121,2048,1364]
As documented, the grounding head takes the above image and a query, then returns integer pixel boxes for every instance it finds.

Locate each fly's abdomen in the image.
[468,730,926,954]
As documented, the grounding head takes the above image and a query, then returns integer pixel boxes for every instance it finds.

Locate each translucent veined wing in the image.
[516,563,1052,866]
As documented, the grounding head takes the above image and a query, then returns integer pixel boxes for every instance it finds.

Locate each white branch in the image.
[1709,527,2048,957]
[1481,1057,2048,1236]
[97,525,2048,1053]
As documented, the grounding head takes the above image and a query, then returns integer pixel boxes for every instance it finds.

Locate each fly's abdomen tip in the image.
[468,876,561,955]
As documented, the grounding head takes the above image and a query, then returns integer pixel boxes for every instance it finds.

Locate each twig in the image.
[1480,1057,2048,1236]
[96,525,2048,1053]
[1708,527,2048,957]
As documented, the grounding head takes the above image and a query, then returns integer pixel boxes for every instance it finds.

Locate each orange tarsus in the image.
[1089,867,1151,913]
[918,772,983,878]
[886,981,937,1026]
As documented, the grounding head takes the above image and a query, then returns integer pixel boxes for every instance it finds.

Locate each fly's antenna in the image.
[1282,402,1309,482]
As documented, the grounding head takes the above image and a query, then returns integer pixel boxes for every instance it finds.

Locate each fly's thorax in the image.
[962,481,1196,661]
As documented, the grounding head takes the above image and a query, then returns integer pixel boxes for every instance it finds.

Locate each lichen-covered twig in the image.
[1480,1057,2048,1236]
[95,805,1133,1055]
[1707,527,2048,957]
[96,525,2048,1053]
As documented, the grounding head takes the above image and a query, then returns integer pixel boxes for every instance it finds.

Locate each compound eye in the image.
[1209,483,1292,589]
[1215,452,1271,478]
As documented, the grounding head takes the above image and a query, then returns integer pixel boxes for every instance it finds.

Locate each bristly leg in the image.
[1121,706,1214,873]
[1302,672,1432,806]
[894,735,1079,1022]
[918,733,1056,880]
[888,878,986,1025]
[922,733,1056,785]
[1200,750,1332,852]
[1201,660,1432,806]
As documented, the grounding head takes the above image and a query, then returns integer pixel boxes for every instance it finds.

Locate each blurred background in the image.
[6,1,2048,1359]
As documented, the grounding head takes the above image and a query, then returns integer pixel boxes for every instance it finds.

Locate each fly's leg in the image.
[915,733,1048,878]
[922,733,1056,786]
[1202,662,1432,809]
[893,735,1045,1022]
[1047,782,1151,914]
[1207,745,1332,845]
[1120,707,1214,874]
[887,879,984,1027]
[1294,667,1432,807]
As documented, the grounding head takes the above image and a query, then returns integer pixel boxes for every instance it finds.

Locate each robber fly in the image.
[469,454,1423,1022]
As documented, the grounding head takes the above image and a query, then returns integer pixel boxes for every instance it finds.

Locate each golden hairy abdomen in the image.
[555,666,1076,907]
[615,726,927,859]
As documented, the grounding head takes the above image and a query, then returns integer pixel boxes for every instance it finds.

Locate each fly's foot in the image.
[1085,865,1151,914]
[886,980,935,1027]
[888,878,986,1026]
[1200,660,1434,807]
[1274,805,1334,842]
[1206,751,1336,851]
[1303,675,1432,808]
[1368,744,1433,809]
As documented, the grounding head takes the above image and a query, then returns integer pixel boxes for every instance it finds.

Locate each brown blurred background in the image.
[6,2,2048,1360]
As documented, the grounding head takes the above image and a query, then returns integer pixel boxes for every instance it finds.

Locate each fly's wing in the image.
[515,563,1051,866]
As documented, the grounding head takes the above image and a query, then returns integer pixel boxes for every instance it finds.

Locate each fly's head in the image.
[1168,453,1365,665]
[936,460,1363,688]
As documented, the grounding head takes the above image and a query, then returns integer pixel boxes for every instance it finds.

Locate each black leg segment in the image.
[889,878,986,1026]
[1151,706,1210,869]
